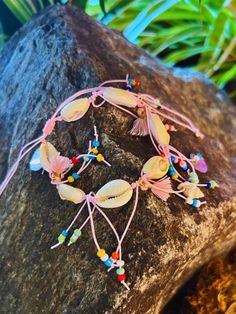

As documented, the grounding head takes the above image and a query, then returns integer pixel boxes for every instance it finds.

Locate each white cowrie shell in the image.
[142,156,169,179]
[60,98,90,122]
[148,113,170,145]
[102,87,137,108]
[95,179,133,208]
[39,142,58,172]
[57,184,85,204]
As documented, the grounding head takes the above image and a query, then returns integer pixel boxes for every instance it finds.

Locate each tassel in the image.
[130,117,149,136]
[151,177,172,201]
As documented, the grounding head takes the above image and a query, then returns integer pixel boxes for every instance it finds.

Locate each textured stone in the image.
[0,5,236,314]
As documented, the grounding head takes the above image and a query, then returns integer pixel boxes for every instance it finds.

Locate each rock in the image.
[0,5,235,314]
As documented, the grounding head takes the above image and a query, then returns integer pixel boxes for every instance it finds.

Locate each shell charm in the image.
[39,142,58,172]
[95,179,133,208]
[60,98,90,122]
[142,156,169,179]
[57,184,85,204]
[148,113,170,145]
[29,147,42,171]
[177,182,204,199]
[102,87,137,108]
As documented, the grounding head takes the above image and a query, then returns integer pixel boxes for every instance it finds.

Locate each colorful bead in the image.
[186,198,200,208]
[206,181,211,189]
[188,172,199,184]
[90,154,96,160]
[72,156,79,165]
[111,252,119,260]
[171,173,179,180]
[72,172,79,180]
[116,260,125,267]
[104,258,113,267]
[97,248,106,258]
[210,180,217,189]
[67,176,74,183]
[116,267,125,275]
[125,85,132,91]
[57,229,68,243]
[91,147,98,154]
[100,253,109,262]
[96,154,103,162]
[92,140,100,148]
[69,229,81,244]
[83,156,90,161]
[117,274,127,282]
[171,156,176,163]
[134,79,140,86]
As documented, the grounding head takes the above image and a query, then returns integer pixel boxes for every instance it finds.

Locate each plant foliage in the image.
[0,0,235,89]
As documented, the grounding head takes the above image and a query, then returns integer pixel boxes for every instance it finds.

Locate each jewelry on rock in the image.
[0,75,218,290]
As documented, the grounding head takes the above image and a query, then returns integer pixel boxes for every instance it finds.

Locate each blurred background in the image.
[0,1,235,313]
[0,0,236,100]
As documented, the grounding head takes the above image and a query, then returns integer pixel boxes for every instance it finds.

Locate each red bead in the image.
[134,79,140,86]
[160,153,165,158]
[118,274,127,282]
[111,252,119,260]
[72,156,79,164]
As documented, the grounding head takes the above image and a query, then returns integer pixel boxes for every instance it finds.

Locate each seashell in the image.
[177,182,204,199]
[102,87,137,108]
[60,98,90,122]
[142,156,169,179]
[148,112,170,145]
[29,147,42,171]
[57,184,85,204]
[95,179,133,208]
[39,142,58,172]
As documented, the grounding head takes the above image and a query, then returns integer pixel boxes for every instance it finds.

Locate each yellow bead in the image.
[97,248,106,258]
[67,176,75,183]
[96,154,103,162]
[171,173,179,180]
[91,148,98,154]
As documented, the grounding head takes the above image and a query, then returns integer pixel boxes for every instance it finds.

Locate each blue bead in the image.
[192,199,198,207]
[169,171,175,176]
[182,165,188,171]
[104,258,113,267]
[169,165,174,171]
[171,156,176,163]
[72,173,79,180]
[196,153,203,159]
[206,181,211,189]
[62,229,68,237]
[125,85,132,91]
[90,154,96,160]
[92,140,100,148]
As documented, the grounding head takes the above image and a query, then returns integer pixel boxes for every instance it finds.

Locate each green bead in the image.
[74,229,82,237]
[210,180,217,189]
[116,267,125,275]
[83,156,90,161]
[58,235,66,243]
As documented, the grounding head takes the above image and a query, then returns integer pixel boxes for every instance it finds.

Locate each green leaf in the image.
[124,0,180,42]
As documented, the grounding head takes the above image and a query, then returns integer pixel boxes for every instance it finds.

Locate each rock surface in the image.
[0,5,236,314]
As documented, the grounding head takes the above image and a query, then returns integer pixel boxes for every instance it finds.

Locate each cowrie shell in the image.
[57,184,85,204]
[177,182,204,199]
[102,87,137,108]
[142,156,169,179]
[39,142,58,172]
[95,179,133,208]
[149,113,170,145]
[60,98,90,122]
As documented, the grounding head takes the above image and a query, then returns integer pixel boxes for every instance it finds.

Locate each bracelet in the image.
[0,75,218,290]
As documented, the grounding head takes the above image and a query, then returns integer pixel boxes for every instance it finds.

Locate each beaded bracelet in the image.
[0,76,218,290]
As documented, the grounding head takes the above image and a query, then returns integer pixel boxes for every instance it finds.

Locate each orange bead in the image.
[111,252,119,260]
